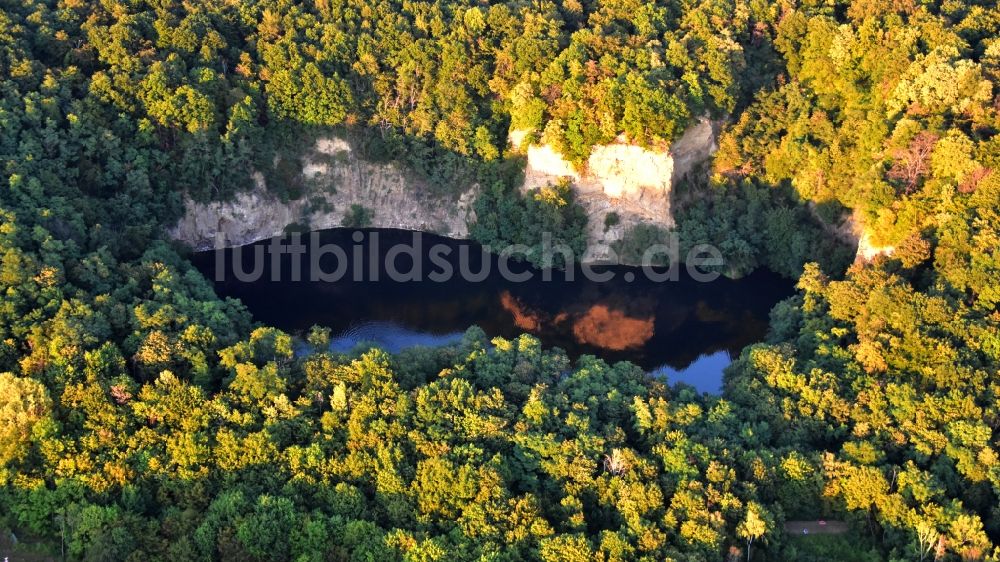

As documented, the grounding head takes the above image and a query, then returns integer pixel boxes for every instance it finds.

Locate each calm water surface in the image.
[192,229,793,392]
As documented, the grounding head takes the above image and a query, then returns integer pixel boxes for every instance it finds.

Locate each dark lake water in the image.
[192,229,793,393]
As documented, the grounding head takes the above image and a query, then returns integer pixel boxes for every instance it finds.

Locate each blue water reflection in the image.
[650,350,732,393]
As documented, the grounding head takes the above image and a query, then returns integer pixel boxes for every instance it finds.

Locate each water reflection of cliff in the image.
[500,291,655,351]
[195,228,794,372]
[496,280,775,370]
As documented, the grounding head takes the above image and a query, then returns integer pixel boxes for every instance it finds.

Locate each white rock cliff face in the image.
[855,230,896,262]
[170,138,478,251]
[515,117,718,262]
[809,207,896,263]
[170,120,721,263]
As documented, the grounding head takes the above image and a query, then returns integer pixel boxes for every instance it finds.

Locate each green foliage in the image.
[779,534,884,562]
[612,223,674,267]
[2,328,801,560]
[343,204,373,229]
[266,64,353,127]
[718,0,999,249]
[603,212,620,232]
[673,180,855,278]
[0,0,998,560]
[470,179,588,268]
[0,373,51,471]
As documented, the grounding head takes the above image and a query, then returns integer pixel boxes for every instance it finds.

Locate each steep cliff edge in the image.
[855,229,896,262]
[810,207,896,263]
[171,121,721,262]
[170,138,478,251]
[515,117,718,262]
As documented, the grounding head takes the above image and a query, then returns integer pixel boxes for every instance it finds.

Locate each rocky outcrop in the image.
[817,209,896,263]
[855,230,896,262]
[170,137,478,251]
[171,120,722,264]
[514,117,718,262]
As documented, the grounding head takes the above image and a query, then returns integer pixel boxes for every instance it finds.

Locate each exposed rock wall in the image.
[817,209,896,263]
[515,117,718,262]
[170,138,478,251]
[855,230,896,262]
[171,120,722,264]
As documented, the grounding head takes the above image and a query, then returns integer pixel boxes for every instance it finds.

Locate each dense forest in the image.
[0,0,998,560]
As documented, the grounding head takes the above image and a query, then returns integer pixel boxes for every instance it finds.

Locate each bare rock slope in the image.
[515,117,718,262]
[171,138,477,251]
[171,121,720,263]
